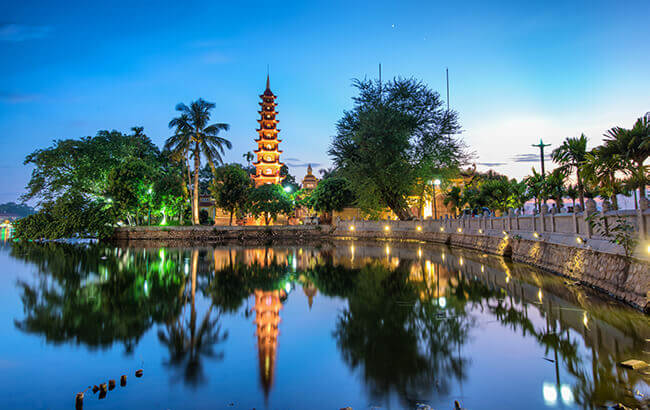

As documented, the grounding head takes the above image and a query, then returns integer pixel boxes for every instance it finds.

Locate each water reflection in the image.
[7,241,650,408]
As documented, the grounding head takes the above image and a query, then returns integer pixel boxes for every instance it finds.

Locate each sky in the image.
[1,0,649,204]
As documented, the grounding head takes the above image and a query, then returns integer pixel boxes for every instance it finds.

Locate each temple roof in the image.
[262,74,275,97]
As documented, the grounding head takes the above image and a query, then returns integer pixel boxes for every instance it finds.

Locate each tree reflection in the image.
[12,242,183,352]
[158,249,228,387]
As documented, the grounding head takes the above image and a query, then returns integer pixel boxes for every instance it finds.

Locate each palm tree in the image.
[602,117,649,201]
[551,134,588,211]
[523,168,545,213]
[543,168,567,210]
[166,99,231,225]
[581,148,624,210]
[565,184,579,210]
[242,151,254,167]
[442,186,462,217]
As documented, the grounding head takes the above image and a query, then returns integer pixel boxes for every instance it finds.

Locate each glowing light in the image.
[144,280,149,295]
[533,232,539,239]
[285,282,291,293]
[148,188,152,194]
[560,385,574,404]
[349,225,355,231]
[457,228,462,233]
[416,225,422,232]
[418,248,422,258]
[384,225,390,231]
[459,257,464,266]
[478,229,483,234]
[385,245,390,255]
[284,186,292,193]
[438,296,447,308]
[433,179,441,186]
[184,262,189,274]
[440,227,445,232]
[583,311,589,328]
[481,264,484,272]
[543,382,558,405]
[502,230,507,236]
[506,275,510,283]
[647,244,650,254]
[576,237,583,244]
[442,253,446,261]
[538,289,543,303]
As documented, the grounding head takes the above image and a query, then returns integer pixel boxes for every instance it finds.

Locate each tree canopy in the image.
[329,77,468,219]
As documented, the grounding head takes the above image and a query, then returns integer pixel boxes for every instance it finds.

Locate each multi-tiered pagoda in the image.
[252,75,284,187]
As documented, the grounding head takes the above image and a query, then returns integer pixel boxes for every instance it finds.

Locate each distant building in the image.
[301,164,319,190]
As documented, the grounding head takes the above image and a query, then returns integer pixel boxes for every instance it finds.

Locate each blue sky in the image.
[1,0,649,203]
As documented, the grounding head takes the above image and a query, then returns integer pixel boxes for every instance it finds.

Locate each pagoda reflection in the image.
[253,289,286,398]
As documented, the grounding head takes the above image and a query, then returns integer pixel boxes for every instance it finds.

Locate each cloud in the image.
[511,153,551,163]
[200,50,230,64]
[0,23,51,42]
[477,162,506,167]
[285,161,322,168]
[0,92,41,103]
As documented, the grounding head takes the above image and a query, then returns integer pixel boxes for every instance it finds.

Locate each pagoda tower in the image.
[252,75,285,187]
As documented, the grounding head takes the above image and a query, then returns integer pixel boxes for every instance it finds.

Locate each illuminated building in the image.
[252,75,285,187]
[301,164,319,190]
[253,289,284,397]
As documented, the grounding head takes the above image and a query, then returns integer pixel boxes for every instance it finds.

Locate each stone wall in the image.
[111,225,327,244]
[333,218,649,311]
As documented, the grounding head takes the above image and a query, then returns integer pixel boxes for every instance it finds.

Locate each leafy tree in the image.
[22,128,160,204]
[280,164,300,192]
[242,151,254,167]
[105,159,156,225]
[248,184,294,225]
[309,177,355,215]
[551,134,588,210]
[14,193,113,240]
[442,186,463,217]
[602,117,649,200]
[166,99,231,225]
[329,78,467,220]
[209,164,253,225]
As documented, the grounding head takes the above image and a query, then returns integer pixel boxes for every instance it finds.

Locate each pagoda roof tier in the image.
[255,138,282,143]
[258,110,279,115]
[253,162,284,167]
[256,128,281,133]
[257,119,280,124]
[254,149,283,154]
[258,102,277,107]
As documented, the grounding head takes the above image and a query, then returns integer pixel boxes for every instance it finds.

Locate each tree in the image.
[581,148,624,209]
[242,151,254,167]
[280,164,300,193]
[442,186,463,217]
[551,134,588,210]
[523,168,546,213]
[309,177,355,216]
[166,99,231,225]
[22,128,160,204]
[602,117,649,200]
[105,159,156,225]
[210,164,253,225]
[329,77,467,220]
[248,184,294,225]
[543,168,567,210]
[0,202,35,217]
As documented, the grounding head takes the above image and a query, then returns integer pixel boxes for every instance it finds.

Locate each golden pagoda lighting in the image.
[252,74,284,187]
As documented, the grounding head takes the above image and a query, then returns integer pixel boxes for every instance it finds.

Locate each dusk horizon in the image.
[2,0,649,203]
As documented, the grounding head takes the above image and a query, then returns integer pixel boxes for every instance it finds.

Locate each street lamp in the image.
[284,186,292,193]
[431,179,441,219]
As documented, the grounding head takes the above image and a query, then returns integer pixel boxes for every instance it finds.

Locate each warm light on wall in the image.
[576,237,583,244]
[416,225,422,232]
[349,225,355,231]
[533,232,539,239]
[478,229,483,234]
[440,227,445,232]
[384,225,390,231]
[457,228,462,233]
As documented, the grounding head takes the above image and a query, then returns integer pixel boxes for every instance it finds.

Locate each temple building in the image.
[252,75,285,187]
[301,164,319,190]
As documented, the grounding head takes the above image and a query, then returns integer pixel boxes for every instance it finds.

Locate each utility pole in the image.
[532,139,551,176]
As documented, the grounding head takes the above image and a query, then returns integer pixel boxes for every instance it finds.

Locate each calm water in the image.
[0,240,648,410]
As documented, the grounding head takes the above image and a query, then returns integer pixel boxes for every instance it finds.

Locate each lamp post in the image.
[431,179,441,219]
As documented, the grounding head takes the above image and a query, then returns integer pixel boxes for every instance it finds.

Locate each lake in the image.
[0,239,648,409]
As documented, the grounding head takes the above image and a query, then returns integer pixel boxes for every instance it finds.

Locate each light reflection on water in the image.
[0,240,648,409]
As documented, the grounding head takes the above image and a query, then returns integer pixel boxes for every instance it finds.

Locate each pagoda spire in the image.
[252,74,284,187]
